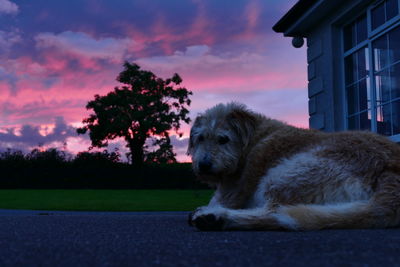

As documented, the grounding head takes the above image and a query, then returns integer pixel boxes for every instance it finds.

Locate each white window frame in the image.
[342,0,400,142]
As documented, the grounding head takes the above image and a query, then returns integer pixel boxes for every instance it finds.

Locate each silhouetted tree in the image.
[77,62,192,165]
[145,137,177,164]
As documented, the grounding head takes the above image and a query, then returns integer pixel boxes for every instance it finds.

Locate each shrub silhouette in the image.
[0,148,204,189]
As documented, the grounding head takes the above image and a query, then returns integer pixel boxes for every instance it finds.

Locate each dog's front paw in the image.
[192,213,225,231]
[190,207,228,231]
[188,207,204,227]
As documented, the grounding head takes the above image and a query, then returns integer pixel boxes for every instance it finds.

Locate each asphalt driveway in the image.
[0,209,399,266]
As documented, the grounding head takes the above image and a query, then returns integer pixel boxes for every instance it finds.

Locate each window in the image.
[371,0,398,30]
[343,0,400,140]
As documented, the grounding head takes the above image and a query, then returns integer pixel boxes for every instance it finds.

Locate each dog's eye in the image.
[218,136,230,145]
[198,135,205,142]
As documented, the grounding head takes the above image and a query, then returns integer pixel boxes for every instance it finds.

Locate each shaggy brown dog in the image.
[187,102,400,230]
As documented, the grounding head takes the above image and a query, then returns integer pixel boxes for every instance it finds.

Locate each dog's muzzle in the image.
[198,159,213,174]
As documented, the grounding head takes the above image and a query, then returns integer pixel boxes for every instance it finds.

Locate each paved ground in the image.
[1,210,400,266]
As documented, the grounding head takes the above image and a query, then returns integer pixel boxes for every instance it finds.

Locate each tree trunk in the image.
[128,139,145,166]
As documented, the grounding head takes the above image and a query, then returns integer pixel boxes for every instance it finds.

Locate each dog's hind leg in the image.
[190,206,296,231]
[191,202,376,231]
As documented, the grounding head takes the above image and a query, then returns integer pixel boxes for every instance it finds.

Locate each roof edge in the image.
[273,0,319,34]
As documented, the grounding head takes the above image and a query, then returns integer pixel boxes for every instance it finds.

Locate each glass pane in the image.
[347,84,358,115]
[372,2,385,30]
[375,69,391,104]
[392,100,400,134]
[386,0,399,21]
[373,34,389,72]
[344,22,356,51]
[356,14,368,44]
[345,53,357,85]
[357,47,369,79]
[360,111,371,130]
[389,26,400,63]
[377,104,392,135]
[367,78,372,109]
[391,63,400,99]
[359,79,369,111]
[348,115,359,130]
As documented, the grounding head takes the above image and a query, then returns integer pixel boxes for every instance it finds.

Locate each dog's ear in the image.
[187,116,203,155]
[227,107,258,148]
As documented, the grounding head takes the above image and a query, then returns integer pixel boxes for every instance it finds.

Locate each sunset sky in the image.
[0,0,307,162]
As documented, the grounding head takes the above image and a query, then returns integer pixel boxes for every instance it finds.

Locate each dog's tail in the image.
[225,200,399,230]
[275,201,381,230]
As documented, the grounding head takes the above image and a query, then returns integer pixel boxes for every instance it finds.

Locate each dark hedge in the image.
[0,149,207,189]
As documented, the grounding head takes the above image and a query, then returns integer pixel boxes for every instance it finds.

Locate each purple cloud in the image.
[35,31,137,63]
[0,0,18,15]
[0,117,77,149]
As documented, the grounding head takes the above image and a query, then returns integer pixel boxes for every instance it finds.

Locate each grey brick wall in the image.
[307,36,325,131]
[304,0,370,132]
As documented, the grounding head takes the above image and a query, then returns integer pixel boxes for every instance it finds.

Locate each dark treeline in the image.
[0,148,206,189]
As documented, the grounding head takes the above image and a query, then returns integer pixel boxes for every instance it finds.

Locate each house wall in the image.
[305,0,373,132]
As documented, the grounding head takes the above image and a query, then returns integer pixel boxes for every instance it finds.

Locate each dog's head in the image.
[187,102,259,184]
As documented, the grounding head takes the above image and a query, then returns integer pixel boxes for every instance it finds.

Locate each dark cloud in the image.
[0,116,77,148]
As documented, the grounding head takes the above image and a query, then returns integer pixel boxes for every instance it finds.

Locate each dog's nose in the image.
[199,160,212,173]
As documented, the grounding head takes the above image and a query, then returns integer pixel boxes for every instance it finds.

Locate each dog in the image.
[187,102,400,231]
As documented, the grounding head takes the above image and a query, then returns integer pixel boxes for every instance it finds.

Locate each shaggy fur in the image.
[187,102,400,231]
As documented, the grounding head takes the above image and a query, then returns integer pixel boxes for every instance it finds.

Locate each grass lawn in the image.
[0,190,213,211]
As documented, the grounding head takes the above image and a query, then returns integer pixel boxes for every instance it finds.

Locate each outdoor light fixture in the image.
[292,36,304,48]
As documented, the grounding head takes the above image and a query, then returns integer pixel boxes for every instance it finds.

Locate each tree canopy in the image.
[77,62,192,165]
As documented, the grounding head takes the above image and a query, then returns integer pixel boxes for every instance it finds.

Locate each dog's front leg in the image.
[190,206,289,231]
[188,192,223,227]
[189,206,229,231]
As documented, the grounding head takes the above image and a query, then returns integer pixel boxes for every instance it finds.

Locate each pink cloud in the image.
[188,0,215,45]
[137,43,307,93]
[115,1,216,57]
[245,0,260,30]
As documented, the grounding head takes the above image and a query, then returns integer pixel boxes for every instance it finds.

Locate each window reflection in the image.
[377,104,392,135]
[357,48,369,79]
[373,35,389,72]
[343,1,400,136]
[375,70,391,104]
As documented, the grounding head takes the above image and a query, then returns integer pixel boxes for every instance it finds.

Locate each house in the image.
[274,0,400,142]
